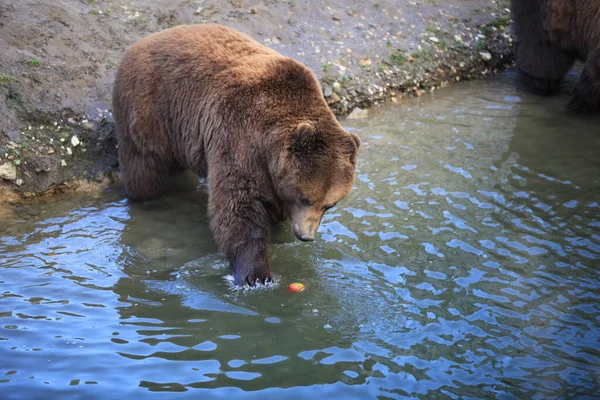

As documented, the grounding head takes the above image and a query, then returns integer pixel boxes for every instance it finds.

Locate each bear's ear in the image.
[289,122,325,155]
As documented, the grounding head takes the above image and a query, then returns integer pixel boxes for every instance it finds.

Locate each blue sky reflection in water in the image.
[1,71,599,399]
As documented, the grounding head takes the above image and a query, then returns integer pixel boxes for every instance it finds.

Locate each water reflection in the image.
[1,71,599,399]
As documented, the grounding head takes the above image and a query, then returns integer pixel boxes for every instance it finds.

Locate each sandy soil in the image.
[0,0,513,199]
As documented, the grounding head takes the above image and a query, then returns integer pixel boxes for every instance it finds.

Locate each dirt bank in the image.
[0,0,513,199]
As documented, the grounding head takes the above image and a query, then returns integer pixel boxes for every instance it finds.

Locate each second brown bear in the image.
[511,0,600,114]
[112,24,360,286]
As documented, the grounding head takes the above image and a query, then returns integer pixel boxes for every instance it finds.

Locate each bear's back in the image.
[120,24,285,90]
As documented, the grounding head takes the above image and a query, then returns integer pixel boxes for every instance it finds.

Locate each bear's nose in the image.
[298,232,315,242]
[293,222,316,242]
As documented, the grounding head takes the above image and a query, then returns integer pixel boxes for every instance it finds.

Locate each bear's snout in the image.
[292,220,318,242]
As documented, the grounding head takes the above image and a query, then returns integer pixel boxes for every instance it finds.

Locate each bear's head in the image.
[275,121,360,242]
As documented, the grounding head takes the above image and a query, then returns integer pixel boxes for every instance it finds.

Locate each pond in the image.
[1,71,599,399]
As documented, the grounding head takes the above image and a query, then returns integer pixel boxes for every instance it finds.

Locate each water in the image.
[1,71,599,399]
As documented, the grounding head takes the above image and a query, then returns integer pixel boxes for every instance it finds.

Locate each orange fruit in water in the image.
[288,283,305,293]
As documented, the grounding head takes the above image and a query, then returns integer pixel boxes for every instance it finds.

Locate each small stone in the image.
[250,7,257,14]
[347,107,368,120]
[0,162,17,181]
[323,85,333,97]
[359,58,372,66]
[429,36,439,43]
[6,131,21,142]
[332,81,342,92]
[47,149,55,154]
[479,51,492,61]
[15,179,23,186]
[326,92,341,104]
[332,16,341,21]
[67,147,72,155]
[71,135,80,147]
[61,160,67,167]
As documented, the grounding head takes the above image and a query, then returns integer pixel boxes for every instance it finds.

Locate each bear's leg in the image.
[207,166,272,286]
[515,38,576,95]
[512,0,576,97]
[568,49,600,115]
[118,133,171,201]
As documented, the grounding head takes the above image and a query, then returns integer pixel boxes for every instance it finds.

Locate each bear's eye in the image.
[299,197,312,207]
[324,202,338,211]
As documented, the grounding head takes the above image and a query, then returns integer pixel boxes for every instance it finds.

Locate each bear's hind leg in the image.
[118,134,172,201]
[568,49,600,115]
[515,40,576,95]
[512,4,576,97]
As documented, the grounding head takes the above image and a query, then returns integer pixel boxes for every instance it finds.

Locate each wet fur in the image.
[511,0,600,114]
[112,24,359,285]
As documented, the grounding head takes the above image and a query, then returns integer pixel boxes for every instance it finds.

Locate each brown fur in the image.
[511,0,600,114]
[112,24,360,285]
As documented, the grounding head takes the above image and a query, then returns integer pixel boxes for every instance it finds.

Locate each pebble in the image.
[71,135,80,147]
[6,131,21,142]
[0,162,17,181]
[347,107,369,119]
[479,51,492,61]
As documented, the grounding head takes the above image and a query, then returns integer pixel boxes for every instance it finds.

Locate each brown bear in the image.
[112,24,360,286]
[511,0,600,114]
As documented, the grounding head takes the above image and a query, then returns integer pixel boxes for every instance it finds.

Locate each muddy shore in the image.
[0,0,513,200]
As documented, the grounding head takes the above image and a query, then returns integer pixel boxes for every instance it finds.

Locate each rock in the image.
[0,162,17,181]
[250,7,257,14]
[323,85,333,97]
[5,130,21,142]
[429,36,439,43]
[332,81,342,92]
[71,135,80,147]
[347,107,368,119]
[326,92,341,105]
[61,160,67,167]
[15,179,23,186]
[479,51,492,61]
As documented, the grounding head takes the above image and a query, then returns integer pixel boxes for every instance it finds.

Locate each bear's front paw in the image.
[233,267,273,287]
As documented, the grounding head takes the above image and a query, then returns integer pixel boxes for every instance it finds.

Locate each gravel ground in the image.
[0,0,513,200]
